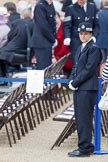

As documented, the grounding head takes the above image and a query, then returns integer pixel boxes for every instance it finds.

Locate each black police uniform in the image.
[62,0,95,12]
[30,0,56,69]
[63,1,99,64]
[68,22,102,156]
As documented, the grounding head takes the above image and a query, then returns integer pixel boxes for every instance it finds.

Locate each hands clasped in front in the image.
[68,80,78,91]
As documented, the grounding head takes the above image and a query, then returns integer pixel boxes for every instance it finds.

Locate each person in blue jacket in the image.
[30,0,56,70]
[97,0,108,63]
[68,21,102,157]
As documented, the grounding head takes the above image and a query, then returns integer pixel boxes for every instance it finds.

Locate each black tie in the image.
[81,6,85,13]
[81,45,84,52]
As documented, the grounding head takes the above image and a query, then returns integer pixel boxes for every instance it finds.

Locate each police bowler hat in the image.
[78,22,93,32]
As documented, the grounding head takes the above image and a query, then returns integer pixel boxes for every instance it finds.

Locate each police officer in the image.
[63,0,99,65]
[68,22,102,157]
[62,0,96,12]
[30,0,56,69]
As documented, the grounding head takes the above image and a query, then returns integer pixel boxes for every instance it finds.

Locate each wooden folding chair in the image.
[51,104,76,150]
[0,85,24,146]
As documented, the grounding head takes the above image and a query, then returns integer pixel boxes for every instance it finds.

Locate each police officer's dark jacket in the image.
[63,2,99,50]
[69,40,102,90]
[31,0,56,48]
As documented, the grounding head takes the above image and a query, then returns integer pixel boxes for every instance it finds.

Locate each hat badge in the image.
[81,25,85,29]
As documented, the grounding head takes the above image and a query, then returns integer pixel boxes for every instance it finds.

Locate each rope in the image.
[0,77,69,83]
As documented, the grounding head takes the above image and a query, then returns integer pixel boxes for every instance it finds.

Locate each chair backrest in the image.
[46,53,71,78]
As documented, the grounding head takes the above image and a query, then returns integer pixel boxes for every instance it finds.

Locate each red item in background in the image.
[54,22,72,69]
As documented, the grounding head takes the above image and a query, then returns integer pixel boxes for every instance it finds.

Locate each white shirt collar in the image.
[83,2,87,12]
[82,37,92,49]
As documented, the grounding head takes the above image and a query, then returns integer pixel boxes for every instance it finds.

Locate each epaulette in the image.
[40,2,43,5]
[68,4,73,8]
[89,2,94,5]
[93,44,98,47]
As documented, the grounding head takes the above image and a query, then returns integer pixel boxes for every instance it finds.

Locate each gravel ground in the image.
[0,100,108,162]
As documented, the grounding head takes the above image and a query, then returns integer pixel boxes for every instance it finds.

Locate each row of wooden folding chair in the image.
[51,108,108,150]
[44,53,71,78]
[1,87,39,146]
[0,53,71,147]
[0,84,26,146]
[4,83,70,146]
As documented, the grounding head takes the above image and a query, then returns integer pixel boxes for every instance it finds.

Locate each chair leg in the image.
[37,98,45,121]
[46,91,55,114]
[28,103,37,128]
[17,114,25,136]
[42,94,51,117]
[5,123,12,147]
[51,119,76,150]
[9,121,16,144]
[40,95,48,119]
[13,118,21,140]
[20,110,28,133]
[25,106,34,130]
[33,101,40,124]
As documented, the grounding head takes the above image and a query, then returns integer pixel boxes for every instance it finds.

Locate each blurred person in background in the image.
[0,10,10,82]
[97,0,108,63]
[62,0,96,13]
[17,0,29,14]
[97,0,108,76]
[0,11,10,48]
[4,2,20,27]
[30,0,56,70]
[28,0,40,18]
[94,0,102,9]
[54,12,72,77]
[0,8,33,82]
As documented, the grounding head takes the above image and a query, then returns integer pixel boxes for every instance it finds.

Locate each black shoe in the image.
[68,149,90,157]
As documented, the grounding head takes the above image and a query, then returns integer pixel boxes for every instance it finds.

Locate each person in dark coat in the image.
[30,0,56,70]
[68,22,102,157]
[97,0,108,62]
[63,0,99,65]
[0,9,33,80]
[62,0,72,12]
[62,0,96,12]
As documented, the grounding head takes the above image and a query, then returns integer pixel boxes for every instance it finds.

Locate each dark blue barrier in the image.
[0,77,69,84]
[94,78,108,154]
